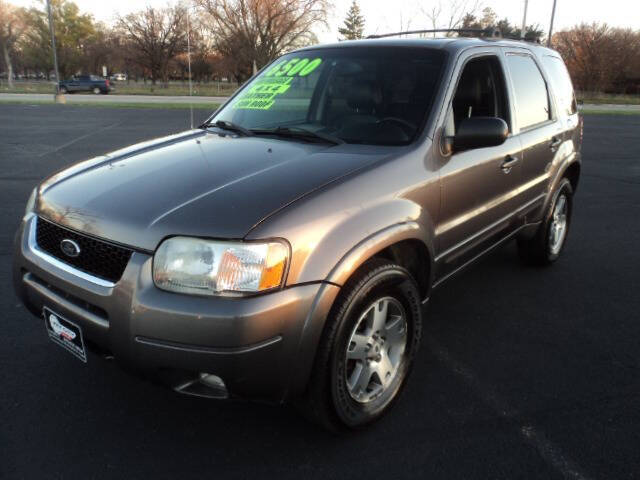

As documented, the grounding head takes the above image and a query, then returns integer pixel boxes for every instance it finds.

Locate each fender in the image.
[325,221,435,295]
[285,221,435,398]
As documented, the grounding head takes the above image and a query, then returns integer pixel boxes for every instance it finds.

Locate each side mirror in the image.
[453,117,508,151]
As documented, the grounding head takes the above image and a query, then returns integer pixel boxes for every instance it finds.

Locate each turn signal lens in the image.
[259,243,288,290]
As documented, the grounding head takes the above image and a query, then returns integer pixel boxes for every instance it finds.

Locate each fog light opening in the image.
[199,373,226,390]
[174,373,228,399]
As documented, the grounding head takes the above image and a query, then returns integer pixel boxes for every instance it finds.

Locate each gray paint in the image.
[13,37,582,402]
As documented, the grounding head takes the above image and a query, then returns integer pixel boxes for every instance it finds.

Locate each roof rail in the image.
[367,28,502,40]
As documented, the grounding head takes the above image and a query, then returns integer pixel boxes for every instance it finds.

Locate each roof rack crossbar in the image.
[367,28,501,40]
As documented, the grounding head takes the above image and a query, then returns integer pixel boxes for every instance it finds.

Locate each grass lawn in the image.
[0,81,237,97]
[0,98,220,110]
[577,92,640,105]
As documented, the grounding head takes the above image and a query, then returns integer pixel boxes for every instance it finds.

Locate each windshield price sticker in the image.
[234,57,322,110]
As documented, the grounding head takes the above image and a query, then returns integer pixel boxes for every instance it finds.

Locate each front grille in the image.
[35,217,132,283]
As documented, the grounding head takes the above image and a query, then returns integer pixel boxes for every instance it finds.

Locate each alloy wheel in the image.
[345,296,408,403]
[549,193,568,255]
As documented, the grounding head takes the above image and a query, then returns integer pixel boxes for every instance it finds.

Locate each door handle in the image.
[501,155,519,174]
[550,136,562,151]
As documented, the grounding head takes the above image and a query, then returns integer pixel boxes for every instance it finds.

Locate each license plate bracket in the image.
[43,307,87,363]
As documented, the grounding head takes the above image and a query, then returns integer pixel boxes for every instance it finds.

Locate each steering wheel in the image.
[376,117,417,133]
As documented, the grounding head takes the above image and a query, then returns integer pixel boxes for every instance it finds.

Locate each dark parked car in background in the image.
[59,75,112,94]
[14,33,582,431]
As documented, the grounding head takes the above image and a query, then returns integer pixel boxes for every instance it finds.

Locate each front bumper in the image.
[13,215,339,402]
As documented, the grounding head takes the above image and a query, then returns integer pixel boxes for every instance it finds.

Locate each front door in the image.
[434,52,524,281]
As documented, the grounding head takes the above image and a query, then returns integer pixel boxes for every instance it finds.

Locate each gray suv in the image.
[13,36,582,430]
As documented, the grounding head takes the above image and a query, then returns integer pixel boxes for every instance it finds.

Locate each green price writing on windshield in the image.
[234,57,323,110]
[265,57,323,78]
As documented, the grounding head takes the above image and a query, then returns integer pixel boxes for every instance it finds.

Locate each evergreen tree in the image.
[338,1,365,40]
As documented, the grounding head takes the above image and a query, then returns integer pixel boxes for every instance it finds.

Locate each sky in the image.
[10,0,640,42]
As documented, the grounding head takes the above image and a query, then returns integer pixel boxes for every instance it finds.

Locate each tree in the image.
[21,0,96,79]
[0,0,25,87]
[553,23,640,94]
[421,0,481,37]
[338,1,365,40]
[460,8,544,42]
[117,6,188,86]
[196,0,329,82]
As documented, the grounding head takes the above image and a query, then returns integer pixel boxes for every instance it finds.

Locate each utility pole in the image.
[547,0,558,47]
[46,0,64,102]
[520,0,529,39]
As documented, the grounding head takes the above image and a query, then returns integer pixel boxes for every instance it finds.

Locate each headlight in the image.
[153,237,289,296]
[24,187,37,218]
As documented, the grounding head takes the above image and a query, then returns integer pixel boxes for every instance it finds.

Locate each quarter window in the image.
[506,54,551,129]
[542,56,578,116]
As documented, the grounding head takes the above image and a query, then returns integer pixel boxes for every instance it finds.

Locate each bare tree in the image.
[196,0,330,82]
[0,0,25,87]
[117,5,188,85]
[420,0,481,36]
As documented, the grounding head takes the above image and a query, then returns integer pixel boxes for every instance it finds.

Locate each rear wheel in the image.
[92,87,101,95]
[59,86,67,94]
[518,178,573,265]
[299,258,423,431]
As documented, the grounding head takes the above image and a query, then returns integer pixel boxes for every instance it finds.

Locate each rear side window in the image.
[542,56,577,116]
[506,54,550,129]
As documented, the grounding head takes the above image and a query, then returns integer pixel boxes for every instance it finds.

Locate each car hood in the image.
[37,130,392,251]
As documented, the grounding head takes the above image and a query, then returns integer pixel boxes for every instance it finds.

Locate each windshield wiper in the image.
[200,120,253,137]
[251,126,345,145]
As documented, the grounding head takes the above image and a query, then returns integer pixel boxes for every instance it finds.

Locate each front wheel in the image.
[59,86,68,94]
[92,87,101,95]
[298,258,423,431]
[518,178,574,265]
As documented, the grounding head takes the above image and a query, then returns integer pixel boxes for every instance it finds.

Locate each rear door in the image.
[503,49,561,222]
[434,49,524,280]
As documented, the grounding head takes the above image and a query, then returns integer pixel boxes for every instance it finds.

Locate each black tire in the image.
[92,87,101,95]
[518,177,573,265]
[298,258,423,431]
[59,86,67,94]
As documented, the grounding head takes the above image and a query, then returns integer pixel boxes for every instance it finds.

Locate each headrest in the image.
[347,80,381,112]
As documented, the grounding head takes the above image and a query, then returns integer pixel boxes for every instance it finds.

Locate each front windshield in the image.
[212,47,446,146]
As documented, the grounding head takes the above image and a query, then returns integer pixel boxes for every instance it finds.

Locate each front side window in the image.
[212,47,446,146]
[506,54,551,129]
[450,55,509,133]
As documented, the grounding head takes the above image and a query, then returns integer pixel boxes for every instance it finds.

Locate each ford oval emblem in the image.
[60,239,81,258]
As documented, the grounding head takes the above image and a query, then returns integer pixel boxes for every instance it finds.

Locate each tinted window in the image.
[213,47,445,146]
[542,56,577,116]
[451,56,509,133]
[506,54,550,129]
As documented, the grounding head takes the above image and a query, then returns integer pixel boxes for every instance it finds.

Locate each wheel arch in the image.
[325,222,435,302]
[564,160,581,192]
[541,156,581,219]
[286,223,434,398]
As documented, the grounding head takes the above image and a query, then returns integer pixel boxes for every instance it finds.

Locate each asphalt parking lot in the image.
[1,105,639,479]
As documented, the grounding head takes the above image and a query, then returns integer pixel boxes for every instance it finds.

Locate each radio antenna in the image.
[186,2,194,129]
